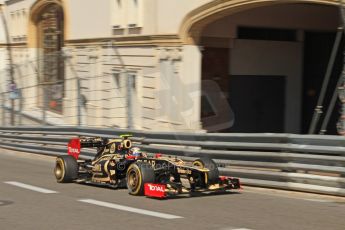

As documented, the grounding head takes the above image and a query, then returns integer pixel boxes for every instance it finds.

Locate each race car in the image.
[54,135,241,198]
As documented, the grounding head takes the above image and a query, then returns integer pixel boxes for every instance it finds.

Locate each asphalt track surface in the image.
[1,149,345,230]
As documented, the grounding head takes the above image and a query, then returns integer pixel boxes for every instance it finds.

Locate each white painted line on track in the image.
[4,181,58,194]
[78,199,183,219]
[232,228,254,230]
[220,228,254,230]
[303,198,332,203]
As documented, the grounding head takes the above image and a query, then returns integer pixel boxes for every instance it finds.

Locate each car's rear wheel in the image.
[54,155,78,183]
[126,162,155,195]
[192,158,219,185]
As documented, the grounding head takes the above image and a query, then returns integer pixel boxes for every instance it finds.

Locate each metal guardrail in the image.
[0,126,344,196]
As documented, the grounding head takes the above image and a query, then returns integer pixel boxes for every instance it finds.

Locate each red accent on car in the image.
[219,176,227,181]
[67,138,81,160]
[126,155,137,160]
[155,153,162,158]
[144,183,166,198]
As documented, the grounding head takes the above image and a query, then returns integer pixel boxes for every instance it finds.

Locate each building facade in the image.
[0,0,342,134]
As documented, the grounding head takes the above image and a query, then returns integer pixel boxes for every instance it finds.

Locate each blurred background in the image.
[1,0,345,134]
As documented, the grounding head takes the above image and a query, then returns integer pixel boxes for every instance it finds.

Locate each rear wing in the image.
[67,137,105,160]
[67,136,132,159]
[79,137,105,148]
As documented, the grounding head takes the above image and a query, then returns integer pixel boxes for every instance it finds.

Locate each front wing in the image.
[144,176,241,199]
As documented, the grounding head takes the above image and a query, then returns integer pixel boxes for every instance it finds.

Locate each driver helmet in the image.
[129,147,142,157]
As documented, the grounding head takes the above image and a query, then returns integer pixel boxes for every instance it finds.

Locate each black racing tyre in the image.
[192,158,219,185]
[54,155,78,183]
[126,162,155,196]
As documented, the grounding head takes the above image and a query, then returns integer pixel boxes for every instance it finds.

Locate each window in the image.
[113,0,124,28]
[37,4,64,113]
[21,10,27,39]
[10,13,15,37]
[127,0,139,27]
[112,0,142,32]
[16,11,20,36]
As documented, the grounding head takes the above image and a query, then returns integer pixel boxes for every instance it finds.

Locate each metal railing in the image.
[0,126,344,196]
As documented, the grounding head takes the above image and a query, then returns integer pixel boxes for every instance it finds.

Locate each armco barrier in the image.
[0,126,345,196]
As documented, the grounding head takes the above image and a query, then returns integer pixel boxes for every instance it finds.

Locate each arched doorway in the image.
[181,1,342,134]
[35,2,64,113]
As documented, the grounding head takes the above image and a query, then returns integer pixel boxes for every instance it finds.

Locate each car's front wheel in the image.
[126,162,155,195]
[192,158,219,185]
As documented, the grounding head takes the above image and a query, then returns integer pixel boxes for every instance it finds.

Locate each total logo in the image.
[68,147,80,154]
[147,184,165,192]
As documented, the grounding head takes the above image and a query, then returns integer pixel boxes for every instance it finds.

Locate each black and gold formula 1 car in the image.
[54,135,241,198]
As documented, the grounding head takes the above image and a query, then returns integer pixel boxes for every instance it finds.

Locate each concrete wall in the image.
[0,3,8,120]
[156,0,210,34]
[62,44,162,129]
[0,6,5,43]
[5,0,34,42]
[60,43,202,131]
[68,0,112,40]
[67,0,212,39]
[0,4,7,73]
[0,0,210,129]
[230,40,303,133]
[3,1,340,41]
[179,45,202,130]
[154,45,201,131]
